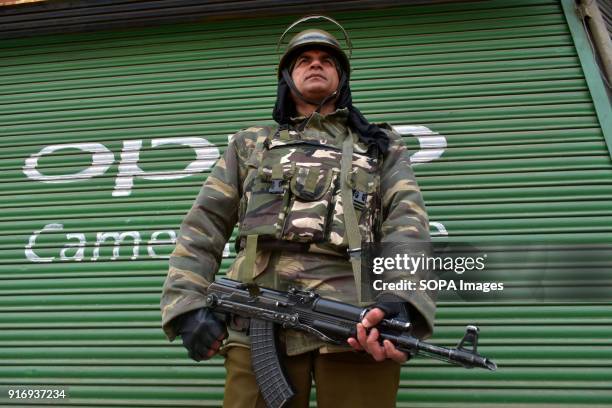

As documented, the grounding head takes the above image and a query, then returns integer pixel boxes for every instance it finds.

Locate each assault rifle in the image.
[205,278,497,408]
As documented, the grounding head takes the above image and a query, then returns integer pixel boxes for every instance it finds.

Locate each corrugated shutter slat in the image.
[1,0,611,406]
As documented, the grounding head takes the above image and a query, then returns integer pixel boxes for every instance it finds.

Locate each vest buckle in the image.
[269,179,284,194]
[352,190,367,210]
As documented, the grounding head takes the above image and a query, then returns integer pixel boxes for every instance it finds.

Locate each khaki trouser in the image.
[223,346,401,408]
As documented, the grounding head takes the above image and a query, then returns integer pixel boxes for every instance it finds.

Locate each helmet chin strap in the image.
[282,68,339,116]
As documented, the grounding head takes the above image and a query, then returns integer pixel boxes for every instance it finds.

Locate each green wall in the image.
[1,0,611,406]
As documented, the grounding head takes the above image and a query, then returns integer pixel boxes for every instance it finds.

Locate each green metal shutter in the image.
[1,0,611,406]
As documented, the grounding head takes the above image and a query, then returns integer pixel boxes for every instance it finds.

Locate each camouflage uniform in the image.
[161,108,434,355]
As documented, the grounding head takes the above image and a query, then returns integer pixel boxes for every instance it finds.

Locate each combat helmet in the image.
[272,15,390,156]
[277,15,352,79]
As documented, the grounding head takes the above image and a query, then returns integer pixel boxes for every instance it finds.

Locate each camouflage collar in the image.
[290,107,349,126]
[290,108,349,145]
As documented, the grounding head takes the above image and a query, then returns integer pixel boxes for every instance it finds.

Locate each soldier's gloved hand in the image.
[373,297,411,322]
[347,295,411,363]
[176,308,227,362]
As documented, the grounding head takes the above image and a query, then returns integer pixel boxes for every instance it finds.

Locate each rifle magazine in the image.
[250,318,295,408]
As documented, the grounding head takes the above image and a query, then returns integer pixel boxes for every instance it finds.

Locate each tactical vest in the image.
[236,126,381,282]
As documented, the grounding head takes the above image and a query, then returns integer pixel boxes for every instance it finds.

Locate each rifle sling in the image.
[340,128,365,305]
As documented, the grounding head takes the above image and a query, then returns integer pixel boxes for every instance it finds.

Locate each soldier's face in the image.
[290,49,339,103]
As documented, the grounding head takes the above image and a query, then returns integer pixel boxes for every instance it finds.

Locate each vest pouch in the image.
[239,164,292,239]
[348,166,380,241]
[328,165,379,246]
[281,166,335,243]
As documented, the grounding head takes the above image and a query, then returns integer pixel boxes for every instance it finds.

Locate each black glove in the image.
[374,295,413,360]
[176,308,227,362]
[374,294,411,322]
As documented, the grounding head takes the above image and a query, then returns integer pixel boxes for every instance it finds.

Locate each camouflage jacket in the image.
[161,108,434,355]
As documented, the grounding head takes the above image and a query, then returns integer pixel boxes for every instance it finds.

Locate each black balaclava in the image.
[272,66,390,156]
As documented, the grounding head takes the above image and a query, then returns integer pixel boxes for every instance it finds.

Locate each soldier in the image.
[161,16,434,408]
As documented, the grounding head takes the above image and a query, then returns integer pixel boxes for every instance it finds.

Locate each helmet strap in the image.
[282,68,339,116]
